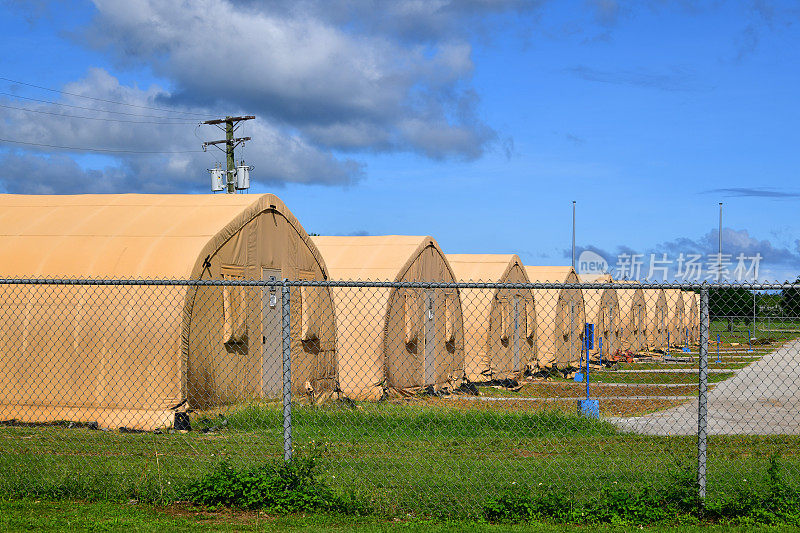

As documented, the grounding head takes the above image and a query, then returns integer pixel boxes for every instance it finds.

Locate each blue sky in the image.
[1,0,798,281]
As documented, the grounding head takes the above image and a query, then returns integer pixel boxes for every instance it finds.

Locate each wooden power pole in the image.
[202,115,255,193]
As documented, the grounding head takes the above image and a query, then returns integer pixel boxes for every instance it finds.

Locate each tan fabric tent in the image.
[683,291,699,344]
[579,274,620,360]
[616,284,647,352]
[311,236,464,398]
[643,287,668,351]
[665,289,686,347]
[447,254,535,381]
[0,194,336,430]
[524,266,585,369]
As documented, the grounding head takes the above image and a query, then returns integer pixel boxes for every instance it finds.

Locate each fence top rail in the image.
[0,278,797,290]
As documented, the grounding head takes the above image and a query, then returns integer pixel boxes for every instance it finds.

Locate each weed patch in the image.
[483,457,799,526]
[187,455,367,515]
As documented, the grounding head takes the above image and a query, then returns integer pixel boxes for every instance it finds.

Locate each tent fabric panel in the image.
[664,289,685,347]
[385,243,464,391]
[643,288,668,350]
[581,285,620,359]
[0,283,185,429]
[616,285,647,352]
[0,193,333,429]
[312,236,464,397]
[0,194,278,278]
[186,209,337,409]
[448,254,533,381]
[525,266,585,369]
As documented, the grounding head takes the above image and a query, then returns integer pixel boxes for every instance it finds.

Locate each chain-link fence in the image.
[0,278,798,516]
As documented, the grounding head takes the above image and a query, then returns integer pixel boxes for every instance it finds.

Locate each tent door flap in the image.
[424,290,435,386]
[261,268,282,397]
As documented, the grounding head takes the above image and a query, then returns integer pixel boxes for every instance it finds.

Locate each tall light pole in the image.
[572,201,576,270]
[718,202,723,283]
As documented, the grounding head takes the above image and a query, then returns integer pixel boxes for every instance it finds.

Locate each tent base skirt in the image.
[0,404,175,431]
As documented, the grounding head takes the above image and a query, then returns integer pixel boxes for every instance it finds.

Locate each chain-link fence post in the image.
[281,280,292,462]
[698,285,710,500]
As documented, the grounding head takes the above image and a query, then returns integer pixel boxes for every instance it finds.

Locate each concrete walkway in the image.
[608,339,800,435]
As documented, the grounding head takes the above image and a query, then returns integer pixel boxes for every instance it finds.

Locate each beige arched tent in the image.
[447,254,535,381]
[616,284,647,352]
[524,266,584,369]
[683,291,699,344]
[0,194,336,430]
[311,236,464,398]
[579,274,620,360]
[643,287,668,351]
[665,289,685,347]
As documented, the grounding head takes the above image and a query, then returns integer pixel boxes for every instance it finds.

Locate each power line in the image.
[0,91,205,120]
[0,137,204,154]
[0,76,210,118]
[0,102,198,124]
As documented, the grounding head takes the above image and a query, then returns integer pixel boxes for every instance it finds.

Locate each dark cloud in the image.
[78,0,525,160]
[0,0,546,193]
[565,65,700,91]
[0,69,364,192]
[705,187,800,198]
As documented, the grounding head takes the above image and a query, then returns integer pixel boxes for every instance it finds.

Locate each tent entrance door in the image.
[424,290,435,386]
[261,268,282,397]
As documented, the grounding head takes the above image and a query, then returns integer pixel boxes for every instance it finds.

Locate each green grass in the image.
[2,402,799,519]
[587,372,734,385]
[5,500,799,532]
[617,361,754,371]
[710,320,800,343]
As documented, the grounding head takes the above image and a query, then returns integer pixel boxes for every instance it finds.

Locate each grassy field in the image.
[710,319,800,343]
[0,330,796,524]
[1,402,799,519]
[5,500,798,532]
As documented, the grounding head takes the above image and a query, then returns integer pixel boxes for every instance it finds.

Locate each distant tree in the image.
[709,286,754,331]
[780,276,800,318]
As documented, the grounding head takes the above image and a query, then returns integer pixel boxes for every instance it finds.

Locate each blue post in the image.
[747,329,753,353]
[716,333,721,363]
[578,324,599,418]
[683,327,691,353]
[666,332,670,356]
[586,341,590,401]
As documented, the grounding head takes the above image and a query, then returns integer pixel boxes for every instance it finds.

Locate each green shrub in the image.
[709,454,800,525]
[187,455,367,514]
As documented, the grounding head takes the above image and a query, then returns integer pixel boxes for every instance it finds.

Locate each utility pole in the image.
[202,115,255,193]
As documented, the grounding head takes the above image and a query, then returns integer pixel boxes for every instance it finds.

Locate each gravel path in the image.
[608,339,800,435]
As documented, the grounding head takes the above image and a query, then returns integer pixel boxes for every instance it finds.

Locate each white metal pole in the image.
[718,203,722,284]
[572,201,576,270]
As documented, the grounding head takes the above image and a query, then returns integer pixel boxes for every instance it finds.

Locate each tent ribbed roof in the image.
[447,254,524,283]
[580,274,616,322]
[525,266,576,283]
[0,193,319,278]
[311,235,442,281]
[579,274,613,283]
